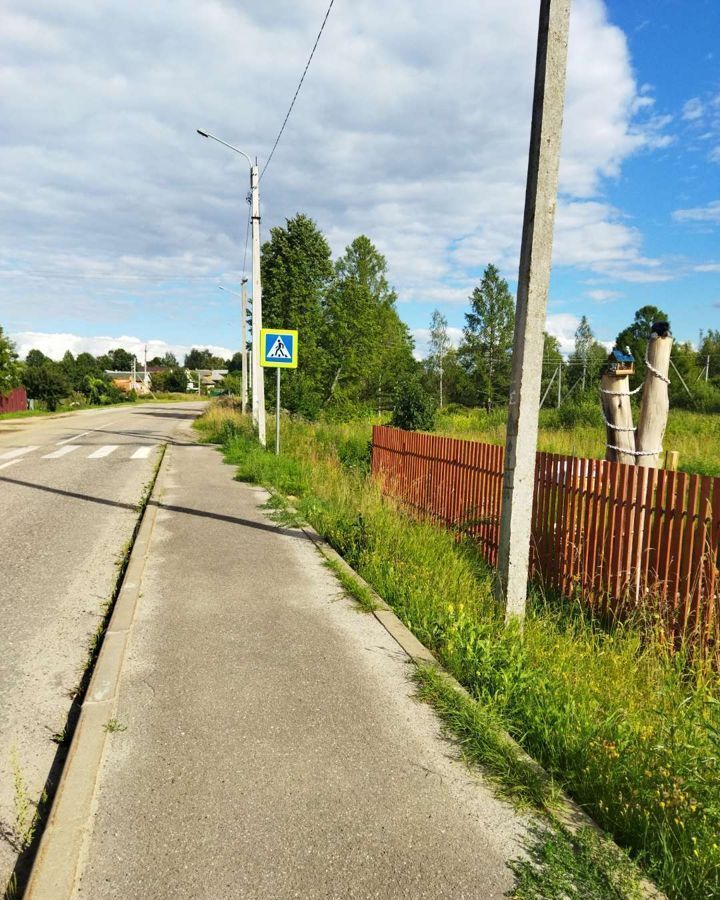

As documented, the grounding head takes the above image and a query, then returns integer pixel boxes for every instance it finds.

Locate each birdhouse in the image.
[606,348,635,377]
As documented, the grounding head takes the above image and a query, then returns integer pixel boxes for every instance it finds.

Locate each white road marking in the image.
[56,430,89,446]
[43,445,81,460]
[0,446,39,461]
[0,459,21,471]
[87,445,119,459]
[130,446,156,459]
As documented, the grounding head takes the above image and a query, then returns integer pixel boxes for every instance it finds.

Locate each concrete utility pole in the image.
[196,129,264,443]
[241,277,249,414]
[636,324,672,469]
[250,160,266,446]
[495,0,572,622]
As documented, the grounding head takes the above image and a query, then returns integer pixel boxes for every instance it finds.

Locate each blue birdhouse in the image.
[607,347,635,376]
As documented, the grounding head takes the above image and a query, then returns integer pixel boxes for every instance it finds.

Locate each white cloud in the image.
[682,98,704,121]
[546,313,580,356]
[586,289,621,303]
[673,201,720,224]
[9,332,233,363]
[0,0,673,336]
[694,262,720,273]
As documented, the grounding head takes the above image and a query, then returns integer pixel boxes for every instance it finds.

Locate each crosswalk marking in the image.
[56,430,90,446]
[42,445,81,460]
[130,446,155,459]
[0,460,21,471]
[87,445,119,459]
[0,446,39,461]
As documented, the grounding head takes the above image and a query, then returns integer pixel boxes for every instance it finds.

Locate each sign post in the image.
[260,329,299,456]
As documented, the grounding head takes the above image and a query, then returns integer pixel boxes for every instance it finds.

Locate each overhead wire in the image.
[260,0,336,180]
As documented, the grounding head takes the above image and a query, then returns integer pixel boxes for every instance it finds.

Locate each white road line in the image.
[56,430,90,446]
[87,445,119,459]
[0,459,21,471]
[130,446,156,460]
[43,445,81,460]
[0,445,39,461]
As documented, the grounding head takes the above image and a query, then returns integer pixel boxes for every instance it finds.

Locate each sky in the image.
[0,0,718,364]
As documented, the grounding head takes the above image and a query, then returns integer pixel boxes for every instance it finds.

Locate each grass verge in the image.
[195,405,720,899]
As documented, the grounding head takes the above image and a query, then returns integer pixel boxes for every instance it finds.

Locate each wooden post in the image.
[636,328,673,469]
[600,370,636,465]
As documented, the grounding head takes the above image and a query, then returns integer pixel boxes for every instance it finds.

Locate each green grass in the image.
[322,558,380,613]
[195,406,720,899]
[0,393,202,422]
[436,406,720,477]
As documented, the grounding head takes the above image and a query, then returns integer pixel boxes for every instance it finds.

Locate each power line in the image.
[260,0,336,180]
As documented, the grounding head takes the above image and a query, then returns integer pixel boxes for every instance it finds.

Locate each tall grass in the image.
[436,406,720,477]
[196,405,720,899]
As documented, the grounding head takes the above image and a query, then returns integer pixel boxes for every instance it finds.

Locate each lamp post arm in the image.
[196,130,253,168]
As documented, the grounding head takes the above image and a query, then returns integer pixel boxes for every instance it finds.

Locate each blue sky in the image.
[0,0,717,363]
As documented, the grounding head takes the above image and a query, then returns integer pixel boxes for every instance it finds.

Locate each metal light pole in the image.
[197,129,266,446]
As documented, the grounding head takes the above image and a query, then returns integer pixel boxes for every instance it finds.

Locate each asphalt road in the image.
[0,401,204,887]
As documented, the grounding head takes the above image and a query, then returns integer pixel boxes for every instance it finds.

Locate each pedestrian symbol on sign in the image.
[260,329,298,369]
[267,336,291,360]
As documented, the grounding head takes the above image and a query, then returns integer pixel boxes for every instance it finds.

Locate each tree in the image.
[0,327,23,395]
[184,348,225,370]
[391,374,436,432]
[24,362,70,411]
[261,213,334,416]
[25,348,48,368]
[323,236,415,412]
[227,352,244,373]
[698,329,720,384]
[106,348,135,371]
[427,310,451,408]
[164,368,189,392]
[541,332,565,405]
[458,264,515,410]
[568,315,607,395]
[615,305,670,382]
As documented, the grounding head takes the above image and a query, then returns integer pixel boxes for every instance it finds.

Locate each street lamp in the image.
[197,129,266,446]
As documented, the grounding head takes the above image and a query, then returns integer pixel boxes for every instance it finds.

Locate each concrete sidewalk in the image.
[28,432,532,899]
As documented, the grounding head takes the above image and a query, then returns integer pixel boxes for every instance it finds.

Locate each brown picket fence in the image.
[371,425,720,652]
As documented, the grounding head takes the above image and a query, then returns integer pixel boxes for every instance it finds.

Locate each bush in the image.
[391,376,436,432]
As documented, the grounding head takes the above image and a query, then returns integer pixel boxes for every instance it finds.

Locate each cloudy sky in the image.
[1,0,718,362]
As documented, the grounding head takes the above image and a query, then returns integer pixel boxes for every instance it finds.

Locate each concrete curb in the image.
[298,523,665,900]
[24,444,171,900]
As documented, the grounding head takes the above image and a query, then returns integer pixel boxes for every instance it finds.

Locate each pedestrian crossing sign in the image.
[260,329,298,368]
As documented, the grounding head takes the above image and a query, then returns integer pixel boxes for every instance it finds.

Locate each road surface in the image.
[0,402,204,887]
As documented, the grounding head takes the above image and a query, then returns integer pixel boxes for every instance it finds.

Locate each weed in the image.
[9,752,33,851]
[323,558,379,613]
[103,718,127,734]
[510,824,644,899]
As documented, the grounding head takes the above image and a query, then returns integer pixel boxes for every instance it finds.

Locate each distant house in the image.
[104,370,153,395]
[191,369,228,394]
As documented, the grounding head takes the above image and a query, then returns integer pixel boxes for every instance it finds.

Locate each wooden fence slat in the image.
[371,427,719,655]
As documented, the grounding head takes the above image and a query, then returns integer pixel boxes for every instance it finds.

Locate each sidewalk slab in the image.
[62,438,532,899]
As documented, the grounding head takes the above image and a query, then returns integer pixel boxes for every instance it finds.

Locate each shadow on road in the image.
[0,476,302,539]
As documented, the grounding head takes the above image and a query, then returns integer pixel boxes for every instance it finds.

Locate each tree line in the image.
[422,284,720,415]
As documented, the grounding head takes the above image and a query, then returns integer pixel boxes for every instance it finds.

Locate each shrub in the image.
[391,376,436,432]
